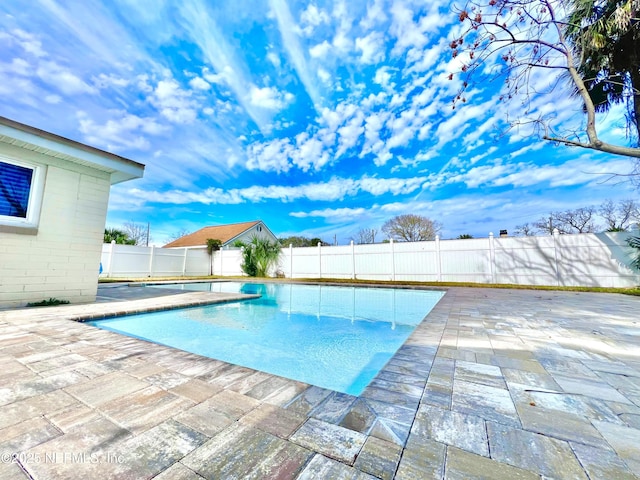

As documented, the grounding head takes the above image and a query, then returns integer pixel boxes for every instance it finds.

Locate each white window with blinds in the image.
[0,157,45,230]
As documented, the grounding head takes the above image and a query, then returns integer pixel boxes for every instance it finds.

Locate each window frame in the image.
[0,155,45,232]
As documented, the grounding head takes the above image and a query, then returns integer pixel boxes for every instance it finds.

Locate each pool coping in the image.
[70,291,261,321]
[2,284,639,479]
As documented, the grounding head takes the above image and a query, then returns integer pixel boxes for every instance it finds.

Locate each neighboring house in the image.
[163,220,277,248]
[0,116,144,308]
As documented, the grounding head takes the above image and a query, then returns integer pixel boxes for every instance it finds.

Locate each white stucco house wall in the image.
[0,116,144,308]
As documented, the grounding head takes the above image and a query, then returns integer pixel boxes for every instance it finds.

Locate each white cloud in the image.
[509,142,545,159]
[124,174,428,207]
[389,1,429,56]
[389,92,407,108]
[309,41,331,59]
[435,99,496,147]
[36,61,97,95]
[411,85,436,108]
[291,132,331,171]
[387,109,417,147]
[462,115,498,147]
[373,67,394,90]
[395,150,438,170]
[493,157,634,189]
[355,32,385,64]
[290,207,367,219]
[189,76,211,90]
[266,52,281,68]
[361,92,387,109]
[77,111,168,151]
[270,0,323,110]
[150,78,197,123]
[359,176,426,196]
[360,0,387,30]
[246,138,293,173]
[0,74,37,103]
[136,74,154,93]
[31,1,150,67]
[299,3,331,36]
[0,58,32,76]
[317,67,331,84]
[335,110,364,157]
[453,162,514,188]
[406,38,447,73]
[93,73,130,89]
[178,1,285,132]
[361,111,390,157]
[248,85,293,111]
[10,29,46,57]
[44,94,62,104]
[332,30,352,52]
[328,1,355,56]
[202,66,234,85]
[375,151,393,166]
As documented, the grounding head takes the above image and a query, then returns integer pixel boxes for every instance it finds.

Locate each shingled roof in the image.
[163,220,265,248]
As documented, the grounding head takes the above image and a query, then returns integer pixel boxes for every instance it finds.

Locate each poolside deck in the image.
[0,284,639,479]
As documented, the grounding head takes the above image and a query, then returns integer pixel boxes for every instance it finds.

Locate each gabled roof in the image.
[0,116,145,184]
[163,220,271,248]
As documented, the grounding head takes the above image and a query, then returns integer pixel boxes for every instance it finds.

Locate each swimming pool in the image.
[88,282,444,395]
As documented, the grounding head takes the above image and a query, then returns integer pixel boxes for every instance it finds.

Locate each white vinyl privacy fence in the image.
[101,231,640,288]
[100,244,244,278]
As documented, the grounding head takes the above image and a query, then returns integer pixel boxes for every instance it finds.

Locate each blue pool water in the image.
[88,283,444,395]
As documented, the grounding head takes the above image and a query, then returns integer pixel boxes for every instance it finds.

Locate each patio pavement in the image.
[0,284,639,479]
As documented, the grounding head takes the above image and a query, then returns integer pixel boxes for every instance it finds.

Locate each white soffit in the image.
[0,117,145,185]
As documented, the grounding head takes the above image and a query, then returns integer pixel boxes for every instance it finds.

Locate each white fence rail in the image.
[100,243,242,278]
[101,231,640,288]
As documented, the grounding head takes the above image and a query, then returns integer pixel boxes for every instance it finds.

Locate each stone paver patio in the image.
[0,283,639,479]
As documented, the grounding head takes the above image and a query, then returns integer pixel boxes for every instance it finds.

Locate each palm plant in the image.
[238,236,281,277]
[566,0,640,143]
[104,228,135,245]
[627,235,640,269]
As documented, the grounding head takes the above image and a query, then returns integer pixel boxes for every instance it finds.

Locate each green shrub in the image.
[27,298,70,307]
[237,236,281,277]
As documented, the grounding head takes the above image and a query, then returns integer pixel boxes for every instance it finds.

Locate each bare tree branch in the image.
[453,0,640,159]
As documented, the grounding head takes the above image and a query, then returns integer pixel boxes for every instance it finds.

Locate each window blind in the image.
[0,160,33,218]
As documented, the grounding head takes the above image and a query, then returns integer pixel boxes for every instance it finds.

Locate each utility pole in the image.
[146,222,150,246]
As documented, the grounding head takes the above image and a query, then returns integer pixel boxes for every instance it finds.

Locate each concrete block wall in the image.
[0,147,111,308]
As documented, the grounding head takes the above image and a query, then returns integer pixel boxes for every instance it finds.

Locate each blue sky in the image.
[0,0,637,245]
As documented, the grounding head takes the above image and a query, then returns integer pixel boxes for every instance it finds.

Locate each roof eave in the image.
[0,116,145,185]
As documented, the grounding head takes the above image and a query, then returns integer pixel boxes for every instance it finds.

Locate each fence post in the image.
[553,228,560,286]
[289,244,293,279]
[318,242,322,279]
[182,248,188,276]
[489,232,496,283]
[106,240,116,278]
[435,235,441,282]
[350,240,355,280]
[390,239,396,281]
[148,245,155,277]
